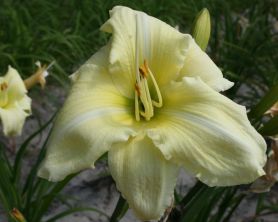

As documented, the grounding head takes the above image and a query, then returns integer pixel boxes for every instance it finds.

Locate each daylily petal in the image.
[178,40,233,91]
[0,97,31,136]
[5,66,28,102]
[38,46,136,181]
[101,6,190,97]
[108,133,178,220]
[147,77,266,186]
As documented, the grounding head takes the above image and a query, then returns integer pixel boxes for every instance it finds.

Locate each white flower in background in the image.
[0,66,31,136]
[38,6,267,220]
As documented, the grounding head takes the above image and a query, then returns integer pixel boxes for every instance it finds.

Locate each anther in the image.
[135,83,141,97]
[139,60,149,78]
[0,82,8,91]
[0,82,8,107]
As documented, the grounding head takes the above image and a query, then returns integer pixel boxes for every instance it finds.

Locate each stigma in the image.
[135,60,162,121]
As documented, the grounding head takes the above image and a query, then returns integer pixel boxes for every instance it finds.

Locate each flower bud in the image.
[10,208,26,222]
[192,8,211,51]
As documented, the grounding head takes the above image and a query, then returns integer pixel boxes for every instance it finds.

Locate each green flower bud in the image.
[192,8,211,51]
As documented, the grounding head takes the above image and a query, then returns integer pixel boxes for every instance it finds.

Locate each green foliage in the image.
[0,0,276,108]
[110,196,129,222]
[249,83,278,119]
[1,0,277,101]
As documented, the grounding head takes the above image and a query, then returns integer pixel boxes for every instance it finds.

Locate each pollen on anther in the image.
[139,67,147,78]
[135,83,141,96]
[139,59,148,78]
[0,82,8,91]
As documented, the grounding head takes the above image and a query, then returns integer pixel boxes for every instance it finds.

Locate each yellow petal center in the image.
[134,60,162,121]
[0,82,8,107]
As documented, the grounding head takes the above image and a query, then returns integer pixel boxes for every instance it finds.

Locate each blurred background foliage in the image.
[0,0,277,106]
[0,0,278,221]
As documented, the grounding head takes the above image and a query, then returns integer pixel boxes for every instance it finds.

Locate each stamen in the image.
[134,14,161,121]
[140,78,153,121]
[139,60,148,78]
[135,88,140,121]
[0,82,8,91]
[142,60,163,107]
[147,67,163,108]
[134,60,163,121]
[135,83,141,97]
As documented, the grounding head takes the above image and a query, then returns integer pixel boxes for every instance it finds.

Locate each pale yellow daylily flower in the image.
[0,66,31,136]
[38,6,267,220]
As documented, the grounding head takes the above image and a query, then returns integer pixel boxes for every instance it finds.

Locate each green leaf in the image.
[44,207,109,222]
[259,115,278,136]
[222,193,245,222]
[180,187,226,222]
[31,174,77,222]
[0,145,22,210]
[255,193,266,215]
[180,181,205,207]
[249,83,278,119]
[209,187,238,222]
[110,195,129,222]
[13,114,55,184]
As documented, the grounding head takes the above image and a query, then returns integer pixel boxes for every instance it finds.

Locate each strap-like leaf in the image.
[249,83,278,119]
